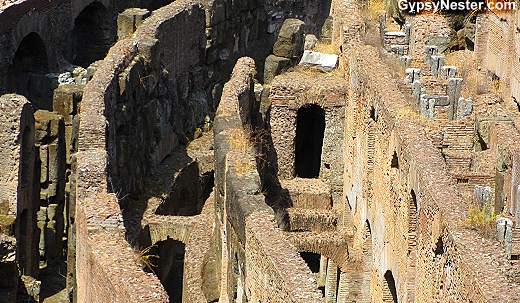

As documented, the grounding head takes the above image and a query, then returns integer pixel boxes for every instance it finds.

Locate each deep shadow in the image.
[150,239,185,303]
[295,104,325,178]
[383,270,398,303]
[300,252,321,273]
[7,32,52,110]
[73,1,114,68]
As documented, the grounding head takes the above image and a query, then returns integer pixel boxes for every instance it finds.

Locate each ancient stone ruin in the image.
[0,0,520,302]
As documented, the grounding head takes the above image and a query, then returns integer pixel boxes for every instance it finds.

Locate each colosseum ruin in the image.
[0,0,520,302]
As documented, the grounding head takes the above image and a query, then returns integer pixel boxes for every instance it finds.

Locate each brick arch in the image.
[287,233,350,269]
[72,0,110,20]
[72,0,114,67]
[11,10,51,70]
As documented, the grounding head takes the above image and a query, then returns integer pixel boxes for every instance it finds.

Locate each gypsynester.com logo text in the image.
[398,0,517,13]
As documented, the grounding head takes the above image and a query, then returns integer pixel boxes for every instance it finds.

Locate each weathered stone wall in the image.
[269,72,346,205]
[214,57,324,303]
[0,94,39,300]
[76,0,213,301]
[475,10,520,101]
[343,38,520,302]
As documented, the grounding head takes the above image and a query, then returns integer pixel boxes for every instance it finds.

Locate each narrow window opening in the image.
[391,151,399,169]
[370,106,377,121]
[383,270,398,303]
[295,104,325,178]
[434,237,444,256]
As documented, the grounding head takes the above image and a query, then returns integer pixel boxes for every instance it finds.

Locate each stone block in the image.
[447,77,463,120]
[441,66,457,80]
[263,55,291,84]
[40,145,48,184]
[412,80,421,105]
[424,45,438,65]
[203,0,226,26]
[321,16,333,43]
[117,8,150,41]
[399,55,412,67]
[430,55,445,77]
[456,97,472,119]
[137,37,160,70]
[118,58,144,99]
[273,19,305,59]
[281,178,332,210]
[53,84,83,124]
[390,45,405,56]
[404,23,412,44]
[305,34,318,50]
[405,68,420,84]
[299,50,338,72]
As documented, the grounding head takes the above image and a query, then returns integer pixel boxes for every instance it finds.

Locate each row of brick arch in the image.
[5,0,111,110]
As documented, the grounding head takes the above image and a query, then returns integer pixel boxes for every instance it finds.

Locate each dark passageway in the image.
[152,239,185,303]
[7,32,52,110]
[73,2,114,68]
[295,104,325,178]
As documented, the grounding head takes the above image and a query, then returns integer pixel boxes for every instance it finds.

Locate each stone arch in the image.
[7,32,53,110]
[383,270,398,303]
[295,104,325,178]
[72,1,115,67]
[146,238,185,302]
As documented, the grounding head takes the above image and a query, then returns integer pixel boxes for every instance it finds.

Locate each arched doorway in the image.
[7,32,51,110]
[73,2,114,67]
[383,270,398,303]
[295,104,325,178]
[146,239,185,303]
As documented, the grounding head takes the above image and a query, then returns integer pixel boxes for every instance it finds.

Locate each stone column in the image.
[319,255,328,286]
[430,55,445,77]
[325,259,338,303]
[447,78,463,120]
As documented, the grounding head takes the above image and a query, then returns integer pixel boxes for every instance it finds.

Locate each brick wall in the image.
[343,38,520,302]
[76,1,210,301]
[213,57,324,303]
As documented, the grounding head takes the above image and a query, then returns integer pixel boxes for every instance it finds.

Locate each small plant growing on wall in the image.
[465,202,498,238]
[227,126,268,174]
[134,245,159,274]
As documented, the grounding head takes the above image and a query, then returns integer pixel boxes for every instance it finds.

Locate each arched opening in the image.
[147,239,185,302]
[383,270,398,303]
[7,32,52,110]
[300,252,321,273]
[295,104,325,178]
[434,237,444,256]
[72,2,114,67]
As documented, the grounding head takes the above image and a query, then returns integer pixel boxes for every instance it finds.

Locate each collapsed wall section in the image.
[213,57,323,303]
